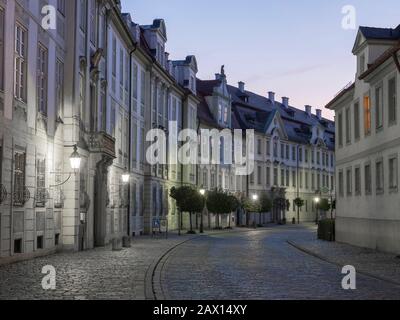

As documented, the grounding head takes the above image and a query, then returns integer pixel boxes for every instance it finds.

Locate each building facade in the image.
[198,70,336,224]
[0,0,336,263]
[326,24,400,254]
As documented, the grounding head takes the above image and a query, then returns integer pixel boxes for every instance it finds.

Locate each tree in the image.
[227,195,240,229]
[170,186,203,234]
[258,193,272,225]
[206,188,233,229]
[319,198,330,212]
[294,197,305,224]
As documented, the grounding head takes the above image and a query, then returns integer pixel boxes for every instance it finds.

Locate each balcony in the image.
[89,132,116,159]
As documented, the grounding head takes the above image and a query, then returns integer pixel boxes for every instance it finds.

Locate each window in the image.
[298,147,302,162]
[317,173,320,190]
[0,7,4,90]
[292,170,296,188]
[89,0,96,45]
[355,167,361,196]
[292,146,296,161]
[317,151,320,165]
[346,168,352,196]
[79,72,85,122]
[15,24,27,101]
[257,166,262,185]
[273,142,278,158]
[36,159,46,207]
[140,70,146,117]
[311,173,315,190]
[305,172,309,189]
[14,152,26,207]
[57,0,65,15]
[266,167,271,186]
[354,102,360,140]
[132,64,138,112]
[273,168,278,186]
[389,156,398,191]
[376,160,384,194]
[257,139,262,155]
[338,113,343,147]
[250,172,254,185]
[338,171,344,197]
[218,104,223,122]
[345,107,351,144]
[132,121,138,167]
[364,95,371,135]
[375,86,383,129]
[79,0,87,31]
[286,145,290,160]
[112,37,117,78]
[56,60,64,117]
[37,45,48,115]
[280,144,285,159]
[388,77,397,125]
[223,107,228,124]
[281,169,285,187]
[364,164,372,195]
[305,149,309,163]
[286,170,290,187]
[266,140,270,156]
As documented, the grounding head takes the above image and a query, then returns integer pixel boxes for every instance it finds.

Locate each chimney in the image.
[316,109,322,120]
[268,92,275,104]
[238,81,245,93]
[282,97,289,108]
[164,52,169,68]
[305,105,312,116]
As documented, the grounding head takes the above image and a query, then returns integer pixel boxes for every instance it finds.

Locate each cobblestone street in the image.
[160,226,400,300]
[1,225,400,300]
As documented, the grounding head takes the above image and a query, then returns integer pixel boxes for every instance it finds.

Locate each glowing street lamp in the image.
[199,187,207,233]
[122,173,130,184]
[252,194,258,201]
[314,197,321,225]
[69,145,81,170]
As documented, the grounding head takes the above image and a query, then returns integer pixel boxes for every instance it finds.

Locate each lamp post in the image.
[314,196,320,225]
[199,188,206,234]
[252,194,258,228]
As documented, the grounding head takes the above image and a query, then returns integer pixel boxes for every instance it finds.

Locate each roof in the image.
[325,82,355,109]
[359,25,400,41]
[197,79,335,151]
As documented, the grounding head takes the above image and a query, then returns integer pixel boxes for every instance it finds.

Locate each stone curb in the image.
[287,240,400,287]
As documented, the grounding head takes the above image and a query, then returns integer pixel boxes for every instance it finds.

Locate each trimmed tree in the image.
[170,186,204,234]
[294,197,305,224]
[227,195,240,229]
[206,188,233,229]
[259,193,272,225]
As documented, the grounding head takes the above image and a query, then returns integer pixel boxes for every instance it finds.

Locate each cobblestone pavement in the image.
[0,234,191,300]
[2,225,400,300]
[288,231,400,286]
[161,225,400,300]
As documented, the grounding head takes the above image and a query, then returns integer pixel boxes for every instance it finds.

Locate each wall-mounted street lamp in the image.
[69,145,82,171]
[50,145,82,188]
[121,172,130,184]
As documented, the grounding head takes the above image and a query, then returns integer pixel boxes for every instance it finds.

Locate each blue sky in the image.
[121,0,400,120]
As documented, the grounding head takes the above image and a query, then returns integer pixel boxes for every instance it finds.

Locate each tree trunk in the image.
[228,213,231,228]
[189,212,193,232]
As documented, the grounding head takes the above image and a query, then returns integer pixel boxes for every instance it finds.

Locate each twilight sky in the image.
[121,0,400,120]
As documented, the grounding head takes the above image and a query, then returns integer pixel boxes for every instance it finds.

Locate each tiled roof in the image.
[359,25,400,41]
[325,82,355,109]
[197,79,335,151]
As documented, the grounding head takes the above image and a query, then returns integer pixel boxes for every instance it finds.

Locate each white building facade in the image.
[326,24,400,254]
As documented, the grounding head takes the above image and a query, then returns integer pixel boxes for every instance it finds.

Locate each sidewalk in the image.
[288,233,400,286]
